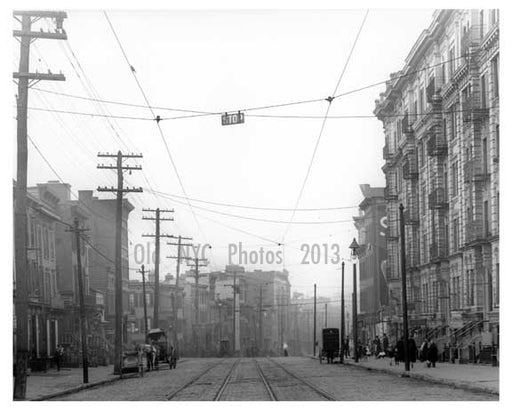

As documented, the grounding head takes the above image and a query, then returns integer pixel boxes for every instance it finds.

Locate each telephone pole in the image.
[399,203,410,372]
[13,10,67,400]
[313,284,317,356]
[138,265,148,343]
[66,218,89,384]
[188,257,208,355]
[167,236,193,350]
[259,285,263,352]
[340,261,345,363]
[142,208,174,328]
[97,151,142,375]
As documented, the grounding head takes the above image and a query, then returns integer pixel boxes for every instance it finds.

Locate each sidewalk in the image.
[342,356,499,395]
[24,365,120,400]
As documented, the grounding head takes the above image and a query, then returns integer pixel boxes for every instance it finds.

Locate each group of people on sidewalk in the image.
[352,334,439,369]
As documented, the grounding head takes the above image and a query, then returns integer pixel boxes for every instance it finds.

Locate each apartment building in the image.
[374,10,499,359]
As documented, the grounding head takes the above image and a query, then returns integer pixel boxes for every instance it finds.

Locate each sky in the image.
[11,8,438,300]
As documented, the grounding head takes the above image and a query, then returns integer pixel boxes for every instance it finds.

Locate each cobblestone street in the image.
[52,357,498,401]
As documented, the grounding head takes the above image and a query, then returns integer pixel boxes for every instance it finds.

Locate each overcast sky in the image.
[12,8,437,299]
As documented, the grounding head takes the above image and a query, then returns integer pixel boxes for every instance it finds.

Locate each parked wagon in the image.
[319,328,340,364]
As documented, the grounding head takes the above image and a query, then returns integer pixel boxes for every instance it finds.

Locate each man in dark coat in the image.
[408,337,417,368]
[428,341,438,368]
[396,337,405,363]
[382,334,389,357]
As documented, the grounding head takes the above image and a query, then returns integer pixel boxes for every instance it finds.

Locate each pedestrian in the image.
[344,338,350,358]
[427,340,438,368]
[54,344,64,371]
[408,336,417,368]
[419,339,429,363]
[397,337,405,364]
[383,334,389,357]
[374,336,381,357]
[169,346,177,369]
[146,345,154,371]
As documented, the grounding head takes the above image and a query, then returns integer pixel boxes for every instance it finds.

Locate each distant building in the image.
[374,10,499,362]
[352,184,388,344]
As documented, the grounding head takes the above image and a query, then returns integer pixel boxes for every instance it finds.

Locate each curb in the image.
[342,360,499,396]
[31,376,123,401]
[31,359,190,401]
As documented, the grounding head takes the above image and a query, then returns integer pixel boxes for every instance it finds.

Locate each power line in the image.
[282,10,369,240]
[104,11,219,271]
[25,105,153,120]
[29,53,472,121]
[163,195,356,225]
[146,188,358,212]
[246,106,499,120]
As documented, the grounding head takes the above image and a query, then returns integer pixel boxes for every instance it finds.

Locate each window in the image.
[451,161,458,197]
[480,10,485,39]
[495,263,499,306]
[481,138,488,176]
[453,218,459,251]
[484,200,489,236]
[449,45,455,76]
[481,74,487,108]
[491,56,499,98]
[419,88,425,112]
[418,142,424,167]
[43,227,49,260]
[129,294,135,310]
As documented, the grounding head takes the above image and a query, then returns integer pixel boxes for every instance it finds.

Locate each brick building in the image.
[374,10,499,362]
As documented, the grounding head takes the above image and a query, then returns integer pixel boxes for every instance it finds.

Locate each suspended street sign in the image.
[222,111,245,126]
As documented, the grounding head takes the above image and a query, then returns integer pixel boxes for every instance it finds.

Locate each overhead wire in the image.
[281,9,369,241]
[145,188,358,212]
[103,11,219,271]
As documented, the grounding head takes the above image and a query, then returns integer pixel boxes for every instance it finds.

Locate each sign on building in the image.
[221,111,245,126]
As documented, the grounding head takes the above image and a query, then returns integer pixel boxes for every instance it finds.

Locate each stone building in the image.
[374,10,499,362]
[352,184,388,344]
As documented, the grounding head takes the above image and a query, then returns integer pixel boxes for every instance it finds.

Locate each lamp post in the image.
[349,238,360,362]
[340,261,345,364]
[399,203,410,372]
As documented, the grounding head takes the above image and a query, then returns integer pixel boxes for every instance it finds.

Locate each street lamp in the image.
[340,261,345,364]
[349,238,360,363]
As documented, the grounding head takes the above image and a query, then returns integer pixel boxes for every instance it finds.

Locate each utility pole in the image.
[97,151,142,375]
[223,270,239,355]
[187,257,209,326]
[13,10,67,400]
[66,218,89,383]
[142,208,174,329]
[138,265,148,343]
[259,285,263,352]
[169,253,207,355]
[313,284,317,357]
[399,204,410,372]
[341,261,345,363]
[167,235,193,351]
[324,303,328,328]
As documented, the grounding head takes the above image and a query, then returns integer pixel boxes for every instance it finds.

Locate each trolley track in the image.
[166,358,240,401]
[264,357,337,401]
[253,359,277,401]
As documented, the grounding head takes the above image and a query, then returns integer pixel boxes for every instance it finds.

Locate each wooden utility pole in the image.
[340,261,345,363]
[186,257,208,326]
[313,284,317,357]
[399,203,410,372]
[138,265,148,343]
[141,208,174,328]
[66,218,90,383]
[259,285,263,352]
[13,10,67,400]
[97,151,142,375]
[167,236,193,351]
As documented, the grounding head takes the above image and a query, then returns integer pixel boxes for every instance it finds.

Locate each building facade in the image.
[352,184,388,344]
[374,10,499,362]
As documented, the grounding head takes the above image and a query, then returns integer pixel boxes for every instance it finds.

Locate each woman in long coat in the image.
[408,338,417,368]
[427,341,438,368]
